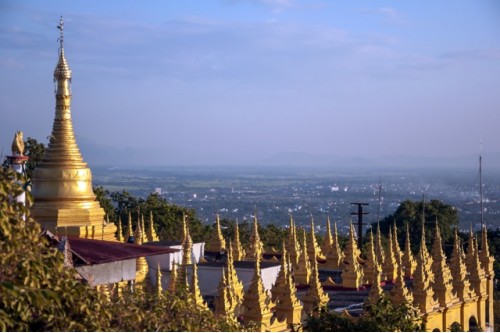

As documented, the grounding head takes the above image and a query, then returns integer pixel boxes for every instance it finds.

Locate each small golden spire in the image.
[246,214,263,261]
[181,214,193,265]
[286,215,300,267]
[232,219,245,261]
[323,220,343,270]
[412,244,437,314]
[363,227,380,285]
[207,213,226,253]
[402,223,416,278]
[389,254,413,306]
[116,215,124,242]
[146,211,159,242]
[271,240,288,302]
[124,211,133,242]
[226,240,244,307]
[382,226,397,282]
[294,228,311,285]
[374,221,385,266]
[321,216,333,254]
[241,258,286,331]
[190,262,208,309]
[168,260,178,293]
[307,217,324,260]
[156,262,163,297]
[301,233,329,315]
[274,252,303,328]
[134,215,143,246]
[430,219,457,307]
[449,229,472,302]
[368,265,383,303]
[341,223,364,289]
[215,267,236,321]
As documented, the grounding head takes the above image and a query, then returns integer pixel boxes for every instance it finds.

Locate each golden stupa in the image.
[30,17,116,241]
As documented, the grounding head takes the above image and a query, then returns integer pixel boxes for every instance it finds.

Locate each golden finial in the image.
[57,16,64,50]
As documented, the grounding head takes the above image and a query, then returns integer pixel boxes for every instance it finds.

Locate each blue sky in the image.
[1,0,499,166]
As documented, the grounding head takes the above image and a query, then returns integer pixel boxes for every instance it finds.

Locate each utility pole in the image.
[350,203,369,250]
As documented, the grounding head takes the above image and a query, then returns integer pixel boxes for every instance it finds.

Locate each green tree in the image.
[93,185,115,221]
[371,199,459,254]
[23,137,45,180]
[304,295,423,332]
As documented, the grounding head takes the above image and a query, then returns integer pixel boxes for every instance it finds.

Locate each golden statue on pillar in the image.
[11,131,25,155]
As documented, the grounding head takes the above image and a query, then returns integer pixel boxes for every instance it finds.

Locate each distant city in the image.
[93,165,500,235]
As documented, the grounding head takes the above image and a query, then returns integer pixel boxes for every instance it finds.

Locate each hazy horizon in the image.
[1,1,499,166]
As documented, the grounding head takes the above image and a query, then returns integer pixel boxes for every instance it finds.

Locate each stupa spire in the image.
[390,254,413,306]
[125,211,133,242]
[307,217,324,260]
[190,262,208,309]
[363,227,380,285]
[449,229,472,302]
[321,216,333,254]
[412,245,437,314]
[31,17,116,241]
[241,258,286,331]
[226,240,244,308]
[146,211,159,242]
[215,267,237,321]
[133,220,148,287]
[301,234,329,315]
[167,260,178,293]
[294,228,311,285]
[382,226,397,282]
[156,262,163,297]
[274,252,303,329]
[430,219,457,307]
[246,214,263,261]
[286,215,300,267]
[271,240,289,302]
[402,223,416,278]
[116,215,124,242]
[323,220,343,270]
[232,219,245,260]
[207,214,226,253]
[341,223,364,289]
[374,221,385,266]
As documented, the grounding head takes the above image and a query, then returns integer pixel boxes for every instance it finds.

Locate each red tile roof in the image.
[66,237,178,265]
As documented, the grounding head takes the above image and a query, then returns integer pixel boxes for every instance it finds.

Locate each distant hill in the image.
[78,136,500,170]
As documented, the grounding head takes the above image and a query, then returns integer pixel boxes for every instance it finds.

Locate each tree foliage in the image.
[304,295,424,332]
[23,137,45,181]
